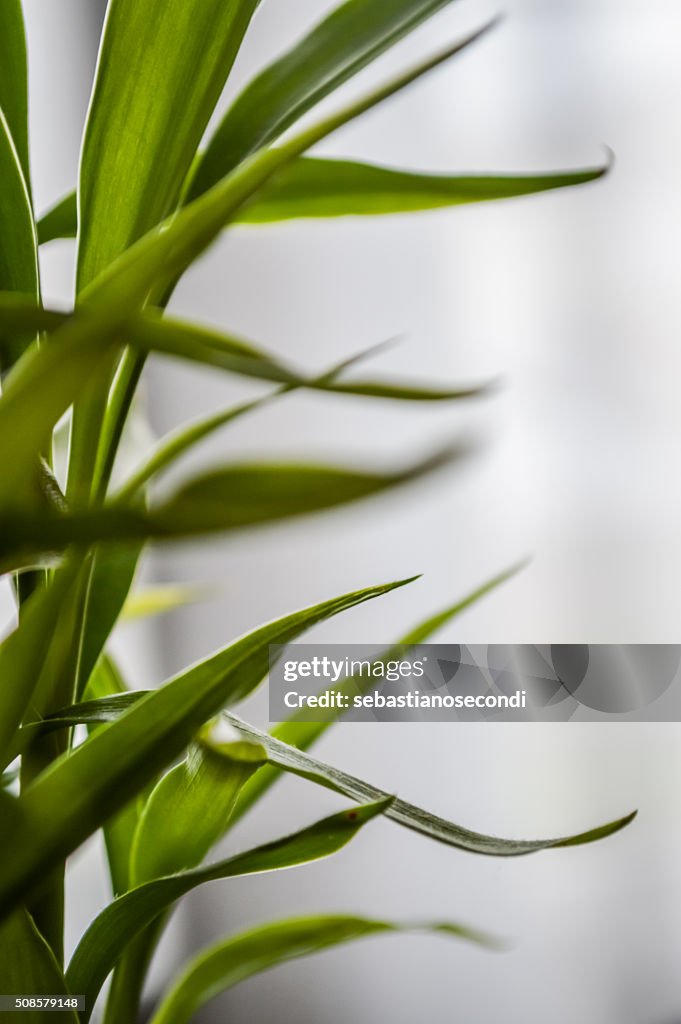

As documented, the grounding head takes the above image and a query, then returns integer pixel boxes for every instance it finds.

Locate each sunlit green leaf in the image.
[0,0,30,186]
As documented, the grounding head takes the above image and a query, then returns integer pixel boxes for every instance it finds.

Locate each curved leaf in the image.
[37,193,76,245]
[187,0,463,199]
[66,800,390,1016]
[149,914,496,1024]
[222,711,637,856]
[0,578,411,919]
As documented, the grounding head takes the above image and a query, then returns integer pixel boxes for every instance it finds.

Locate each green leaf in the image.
[222,711,637,855]
[0,578,410,918]
[187,0,463,200]
[75,545,142,698]
[0,561,82,764]
[66,800,390,1016]
[130,737,266,886]
[237,155,608,222]
[0,449,459,572]
[0,909,78,1023]
[39,153,606,243]
[37,193,76,245]
[0,112,38,371]
[77,0,261,290]
[122,583,217,621]
[234,566,522,822]
[0,0,30,186]
[149,914,496,1024]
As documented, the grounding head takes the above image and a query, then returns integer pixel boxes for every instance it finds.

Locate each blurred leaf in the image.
[67,800,390,1017]
[149,914,497,1024]
[122,583,217,621]
[187,0,463,199]
[37,193,76,245]
[0,0,30,185]
[0,449,460,571]
[130,738,266,886]
[0,578,411,918]
[234,566,522,821]
[0,909,78,1023]
[238,156,608,222]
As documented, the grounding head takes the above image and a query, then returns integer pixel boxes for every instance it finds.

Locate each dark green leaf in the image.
[149,913,496,1024]
[0,578,410,918]
[66,800,390,1016]
[187,0,463,199]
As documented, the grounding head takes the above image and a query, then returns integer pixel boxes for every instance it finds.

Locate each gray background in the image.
[3,1,681,1021]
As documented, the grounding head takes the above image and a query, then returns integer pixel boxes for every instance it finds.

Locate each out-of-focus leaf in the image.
[234,566,522,822]
[187,0,463,199]
[37,193,77,244]
[0,578,410,918]
[149,914,496,1024]
[66,800,390,1017]
[122,583,217,621]
[0,112,38,371]
[237,156,608,222]
[0,449,460,572]
[0,1,30,185]
[130,738,266,886]
[0,909,78,1023]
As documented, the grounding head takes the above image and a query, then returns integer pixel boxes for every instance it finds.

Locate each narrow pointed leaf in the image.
[149,914,496,1024]
[37,193,77,245]
[66,800,389,1016]
[0,909,78,1023]
[222,711,637,855]
[237,156,608,222]
[187,0,463,199]
[234,567,522,821]
[0,449,459,572]
[0,578,411,918]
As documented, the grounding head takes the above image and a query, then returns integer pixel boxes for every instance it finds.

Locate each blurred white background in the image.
[10,0,681,1021]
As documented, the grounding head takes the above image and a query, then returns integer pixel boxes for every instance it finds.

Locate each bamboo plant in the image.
[0,1,633,1021]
